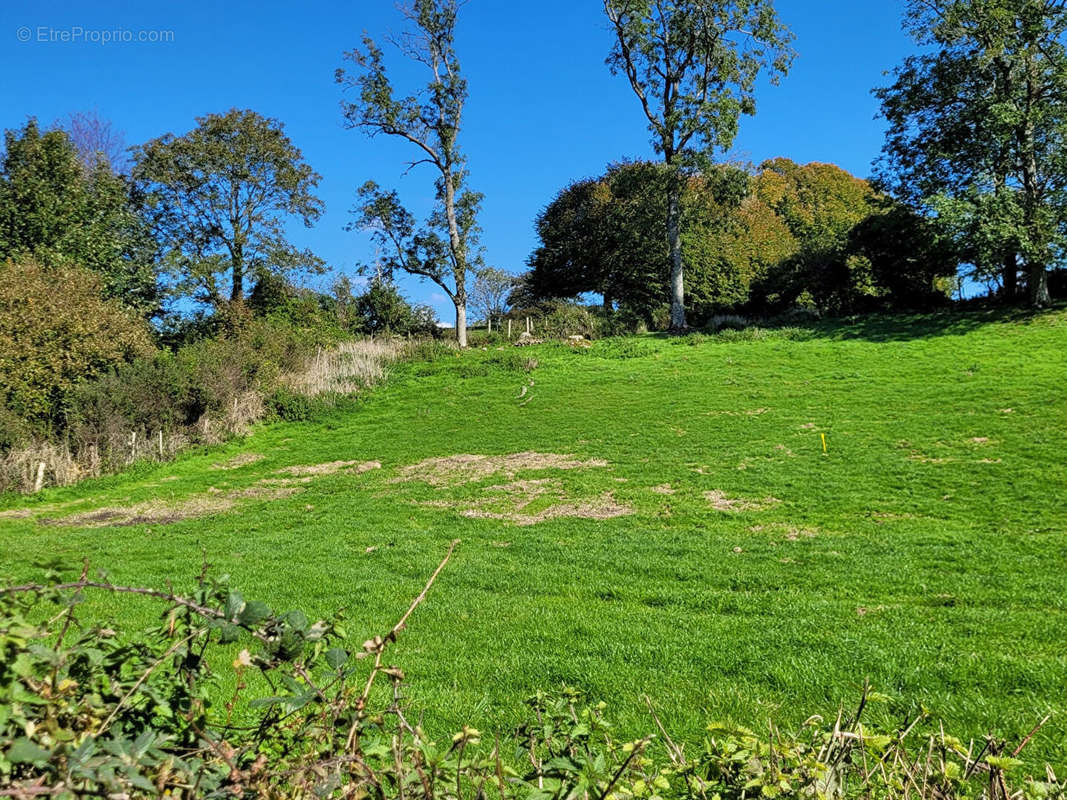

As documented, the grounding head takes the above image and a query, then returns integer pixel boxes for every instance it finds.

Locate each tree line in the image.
[2,0,1065,465]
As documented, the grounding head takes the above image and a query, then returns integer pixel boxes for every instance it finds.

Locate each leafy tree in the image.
[0,120,158,315]
[356,277,437,335]
[876,0,1067,307]
[132,109,325,308]
[527,161,773,323]
[604,0,794,329]
[338,0,482,347]
[849,200,957,309]
[0,257,154,433]
[469,267,514,329]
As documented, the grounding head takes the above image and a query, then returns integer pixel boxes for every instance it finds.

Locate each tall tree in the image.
[337,0,482,347]
[876,0,1067,307]
[0,119,158,315]
[132,109,324,308]
[604,0,794,330]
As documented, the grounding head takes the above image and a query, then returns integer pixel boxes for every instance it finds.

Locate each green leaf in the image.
[7,737,50,764]
[224,591,246,619]
[238,600,271,626]
[325,647,348,669]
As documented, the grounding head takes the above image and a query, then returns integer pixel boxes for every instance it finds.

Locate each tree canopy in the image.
[132,108,324,308]
[876,0,1067,307]
[0,120,158,316]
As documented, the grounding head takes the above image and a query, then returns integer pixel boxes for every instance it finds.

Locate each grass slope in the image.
[2,308,1066,765]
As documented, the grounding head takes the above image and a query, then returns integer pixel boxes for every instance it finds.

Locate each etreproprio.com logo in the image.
[16,26,175,44]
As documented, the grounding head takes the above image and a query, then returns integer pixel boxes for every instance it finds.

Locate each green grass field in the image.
[2,308,1066,765]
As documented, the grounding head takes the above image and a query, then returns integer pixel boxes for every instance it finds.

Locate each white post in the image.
[33,461,46,493]
[158,430,164,459]
[507,319,512,339]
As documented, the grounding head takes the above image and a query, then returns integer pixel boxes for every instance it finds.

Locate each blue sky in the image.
[2,1,919,320]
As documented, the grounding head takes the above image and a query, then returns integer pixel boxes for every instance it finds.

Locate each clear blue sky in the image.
[1,1,919,321]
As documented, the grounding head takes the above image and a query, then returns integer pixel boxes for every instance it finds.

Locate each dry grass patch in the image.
[283,340,401,397]
[392,452,609,488]
[40,496,237,528]
[749,523,818,541]
[276,460,382,477]
[211,453,265,471]
[704,490,781,512]
[650,484,676,495]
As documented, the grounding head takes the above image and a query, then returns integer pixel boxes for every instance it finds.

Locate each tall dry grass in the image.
[282,339,402,397]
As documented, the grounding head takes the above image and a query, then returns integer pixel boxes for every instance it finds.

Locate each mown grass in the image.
[2,307,1066,766]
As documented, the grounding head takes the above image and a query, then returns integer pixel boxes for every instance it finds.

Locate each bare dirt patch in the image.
[212,453,265,471]
[650,484,676,495]
[277,460,382,477]
[0,509,32,520]
[392,452,609,488]
[704,490,780,512]
[41,496,237,528]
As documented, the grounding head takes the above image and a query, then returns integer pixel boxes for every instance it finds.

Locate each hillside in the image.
[2,308,1066,765]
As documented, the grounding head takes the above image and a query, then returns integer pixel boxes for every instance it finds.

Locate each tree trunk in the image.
[455,302,467,348]
[441,163,469,347]
[1029,263,1051,307]
[666,174,686,331]
[231,243,244,302]
[1003,252,1018,300]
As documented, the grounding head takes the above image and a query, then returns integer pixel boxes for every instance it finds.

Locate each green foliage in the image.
[0,119,158,315]
[875,0,1067,307]
[0,257,154,433]
[353,277,438,336]
[604,0,795,327]
[132,108,325,306]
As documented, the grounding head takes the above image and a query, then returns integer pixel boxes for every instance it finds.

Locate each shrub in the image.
[0,257,154,433]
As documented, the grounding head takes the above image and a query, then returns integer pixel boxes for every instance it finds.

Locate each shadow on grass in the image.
[809,302,1063,343]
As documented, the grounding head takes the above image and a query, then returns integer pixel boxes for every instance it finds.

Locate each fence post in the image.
[507,319,512,339]
[33,461,46,493]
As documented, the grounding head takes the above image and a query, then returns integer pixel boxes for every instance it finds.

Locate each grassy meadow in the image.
[2,307,1066,765]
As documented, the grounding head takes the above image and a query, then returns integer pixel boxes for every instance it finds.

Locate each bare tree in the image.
[62,110,129,173]
[337,0,482,347]
[470,267,514,330]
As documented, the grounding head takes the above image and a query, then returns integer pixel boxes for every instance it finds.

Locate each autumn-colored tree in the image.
[751,159,881,313]
[527,161,781,322]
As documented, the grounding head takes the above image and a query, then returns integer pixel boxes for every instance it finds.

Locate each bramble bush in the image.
[0,542,1061,799]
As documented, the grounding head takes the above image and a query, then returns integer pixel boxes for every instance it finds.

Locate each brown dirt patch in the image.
[212,453,265,470]
[650,484,676,495]
[0,509,32,520]
[704,490,780,512]
[392,452,609,488]
[969,437,992,444]
[277,460,382,477]
[41,496,236,528]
